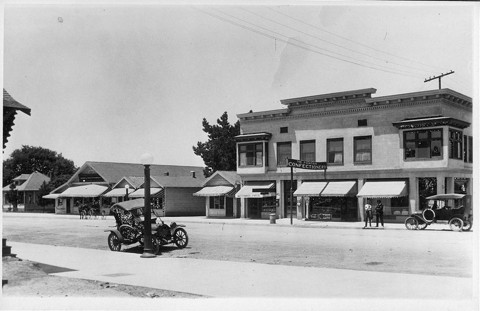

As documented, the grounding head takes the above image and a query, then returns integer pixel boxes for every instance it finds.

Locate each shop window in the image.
[209,196,225,209]
[404,129,442,160]
[468,136,473,163]
[354,136,372,164]
[277,142,291,166]
[327,138,343,165]
[300,140,316,162]
[449,129,463,160]
[239,143,263,167]
[418,177,437,210]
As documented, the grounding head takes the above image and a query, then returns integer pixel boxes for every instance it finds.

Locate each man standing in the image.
[375,200,384,228]
[363,200,372,229]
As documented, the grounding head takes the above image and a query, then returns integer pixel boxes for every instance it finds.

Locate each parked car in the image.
[105,199,188,253]
[405,193,472,231]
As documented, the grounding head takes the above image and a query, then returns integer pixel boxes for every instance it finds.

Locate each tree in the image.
[38,181,53,212]
[5,183,19,212]
[3,145,77,187]
[193,112,240,177]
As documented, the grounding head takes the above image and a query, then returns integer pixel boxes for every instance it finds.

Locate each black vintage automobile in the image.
[405,193,472,232]
[105,199,188,254]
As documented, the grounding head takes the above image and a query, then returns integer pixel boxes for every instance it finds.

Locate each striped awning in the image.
[293,182,328,197]
[103,188,135,197]
[320,181,357,197]
[193,186,234,197]
[58,185,108,198]
[129,188,163,198]
[357,181,407,198]
[235,183,275,198]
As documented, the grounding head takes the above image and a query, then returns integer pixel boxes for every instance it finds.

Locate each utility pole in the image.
[424,70,454,89]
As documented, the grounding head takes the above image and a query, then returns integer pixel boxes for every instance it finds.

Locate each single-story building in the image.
[3,171,51,212]
[193,171,242,218]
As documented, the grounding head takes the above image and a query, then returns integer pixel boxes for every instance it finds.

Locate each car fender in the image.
[104,229,125,242]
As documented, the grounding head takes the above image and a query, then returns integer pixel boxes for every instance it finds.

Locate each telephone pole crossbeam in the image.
[424,70,454,89]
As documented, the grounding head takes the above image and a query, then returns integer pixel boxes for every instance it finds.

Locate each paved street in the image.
[2,213,474,277]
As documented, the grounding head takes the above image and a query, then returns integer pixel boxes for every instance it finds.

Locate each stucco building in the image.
[235,88,473,223]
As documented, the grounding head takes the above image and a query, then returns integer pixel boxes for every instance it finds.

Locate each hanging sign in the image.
[287,159,327,170]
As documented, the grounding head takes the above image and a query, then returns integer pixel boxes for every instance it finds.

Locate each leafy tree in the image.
[193,112,240,177]
[38,181,53,212]
[3,145,77,187]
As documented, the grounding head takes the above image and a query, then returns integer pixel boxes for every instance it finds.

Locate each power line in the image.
[239,7,431,76]
[201,7,423,79]
[266,7,445,73]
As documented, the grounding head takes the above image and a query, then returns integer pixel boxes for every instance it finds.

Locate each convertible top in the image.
[426,193,466,200]
[111,199,145,211]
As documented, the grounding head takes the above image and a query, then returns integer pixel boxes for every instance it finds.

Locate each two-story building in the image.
[235,88,473,223]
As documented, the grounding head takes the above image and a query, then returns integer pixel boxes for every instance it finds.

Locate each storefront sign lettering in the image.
[287,159,327,170]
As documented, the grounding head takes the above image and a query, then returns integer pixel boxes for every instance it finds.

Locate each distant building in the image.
[46,161,206,216]
[2,172,51,211]
[194,171,242,218]
[3,89,31,149]
[235,88,473,223]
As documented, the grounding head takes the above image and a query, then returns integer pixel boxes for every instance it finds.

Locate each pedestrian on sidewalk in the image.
[375,200,384,228]
[363,199,373,228]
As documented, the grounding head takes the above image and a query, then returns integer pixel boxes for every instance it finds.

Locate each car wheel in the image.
[462,219,472,231]
[417,220,428,230]
[108,232,122,251]
[448,217,464,232]
[174,228,188,248]
[422,209,435,223]
[405,217,418,230]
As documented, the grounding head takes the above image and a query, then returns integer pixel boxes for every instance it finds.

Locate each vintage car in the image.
[405,193,472,231]
[106,199,188,253]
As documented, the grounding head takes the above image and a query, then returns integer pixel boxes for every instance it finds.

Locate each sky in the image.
[2,1,478,168]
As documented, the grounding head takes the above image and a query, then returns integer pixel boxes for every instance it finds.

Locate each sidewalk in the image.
[4,241,474,300]
[3,212,431,231]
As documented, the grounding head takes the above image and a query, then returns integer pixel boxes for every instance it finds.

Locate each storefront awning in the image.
[103,188,135,197]
[129,188,163,198]
[293,182,328,197]
[42,193,60,199]
[320,181,357,197]
[58,185,108,198]
[193,186,234,197]
[357,181,407,198]
[235,183,275,198]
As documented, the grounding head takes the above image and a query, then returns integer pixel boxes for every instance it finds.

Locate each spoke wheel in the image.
[449,217,464,232]
[462,219,472,231]
[405,217,418,230]
[417,220,428,230]
[422,209,435,223]
[108,232,122,251]
[174,228,188,248]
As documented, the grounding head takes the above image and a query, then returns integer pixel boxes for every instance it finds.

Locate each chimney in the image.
[191,171,196,178]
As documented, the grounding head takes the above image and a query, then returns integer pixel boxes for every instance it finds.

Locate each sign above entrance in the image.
[287,159,327,170]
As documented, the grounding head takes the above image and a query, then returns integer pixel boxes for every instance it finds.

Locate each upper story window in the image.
[358,119,368,127]
[300,140,316,162]
[354,136,372,164]
[277,142,292,166]
[404,129,442,160]
[464,135,468,163]
[280,127,288,133]
[239,143,263,167]
[449,129,463,160]
[327,138,343,165]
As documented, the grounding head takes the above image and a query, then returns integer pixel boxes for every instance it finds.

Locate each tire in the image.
[417,220,428,230]
[462,219,472,231]
[108,232,122,251]
[422,209,435,223]
[405,217,418,230]
[174,228,188,248]
[448,217,464,232]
